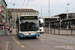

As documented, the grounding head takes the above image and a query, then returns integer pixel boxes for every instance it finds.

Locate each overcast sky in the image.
[5,0,75,17]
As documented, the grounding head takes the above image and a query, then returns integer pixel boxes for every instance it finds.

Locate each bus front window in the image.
[20,22,39,31]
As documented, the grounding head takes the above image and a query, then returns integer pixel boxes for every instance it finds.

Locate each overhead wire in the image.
[26,0,30,6]
[22,0,25,5]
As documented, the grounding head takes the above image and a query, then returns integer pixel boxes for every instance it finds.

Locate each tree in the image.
[0,19,3,23]
[7,10,12,22]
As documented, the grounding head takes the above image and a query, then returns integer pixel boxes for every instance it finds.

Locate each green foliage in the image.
[0,19,2,23]
[7,10,12,21]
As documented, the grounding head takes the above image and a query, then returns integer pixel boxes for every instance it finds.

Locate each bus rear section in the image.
[17,16,40,38]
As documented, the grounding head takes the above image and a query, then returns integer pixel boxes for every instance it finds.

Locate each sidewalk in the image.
[45,28,75,35]
[6,29,17,35]
[0,30,6,35]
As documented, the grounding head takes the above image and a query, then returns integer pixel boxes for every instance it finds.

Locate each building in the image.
[41,12,75,28]
[7,8,39,26]
[50,13,75,29]
[0,0,7,25]
[54,13,75,20]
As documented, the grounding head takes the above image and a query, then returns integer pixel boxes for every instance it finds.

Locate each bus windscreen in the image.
[20,22,39,31]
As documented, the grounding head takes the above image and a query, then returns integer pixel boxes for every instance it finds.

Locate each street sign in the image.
[0,7,2,13]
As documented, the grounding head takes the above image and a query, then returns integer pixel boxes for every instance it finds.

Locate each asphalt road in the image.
[0,33,75,50]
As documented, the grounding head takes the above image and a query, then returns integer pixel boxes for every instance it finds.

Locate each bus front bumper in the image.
[18,33,40,38]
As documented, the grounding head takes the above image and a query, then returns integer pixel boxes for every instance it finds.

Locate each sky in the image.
[5,0,75,17]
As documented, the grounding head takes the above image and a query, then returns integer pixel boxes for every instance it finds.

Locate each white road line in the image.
[5,41,9,50]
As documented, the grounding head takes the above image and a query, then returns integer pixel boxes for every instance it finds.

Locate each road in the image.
[0,33,75,50]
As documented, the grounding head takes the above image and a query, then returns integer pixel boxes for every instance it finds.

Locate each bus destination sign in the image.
[20,16,38,20]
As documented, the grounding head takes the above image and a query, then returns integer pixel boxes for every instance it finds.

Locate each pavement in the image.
[45,28,75,35]
[6,29,17,35]
[0,30,6,35]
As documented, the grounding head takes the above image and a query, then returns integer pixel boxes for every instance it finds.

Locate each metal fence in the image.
[44,22,75,35]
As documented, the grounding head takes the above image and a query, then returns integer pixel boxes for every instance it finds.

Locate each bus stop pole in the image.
[54,23,55,34]
[71,28,72,35]
[58,23,60,34]
[51,23,52,33]
[49,20,50,33]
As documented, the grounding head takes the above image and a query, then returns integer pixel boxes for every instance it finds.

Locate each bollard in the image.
[54,27,55,34]
[58,28,60,34]
[71,29,72,35]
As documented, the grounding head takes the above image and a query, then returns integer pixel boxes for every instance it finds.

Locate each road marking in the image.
[5,41,9,50]
[12,36,28,50]
[12,36,21,44]
[21,45,25,48]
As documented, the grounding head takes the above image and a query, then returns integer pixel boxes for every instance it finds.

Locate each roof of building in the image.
[40,16,59,19]
[7,8,39,12]
[50,18,75,23]
[3,0,7,6]
[54,13,75,17]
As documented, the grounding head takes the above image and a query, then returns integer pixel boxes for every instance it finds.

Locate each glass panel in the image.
[20,22,39,31]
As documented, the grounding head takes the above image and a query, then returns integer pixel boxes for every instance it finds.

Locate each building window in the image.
[24,10,25,12]
[17,10,18,12]
[27,10,28,12]
[20,13,21,15]
[24,12,25,15]
[34,13,35,15]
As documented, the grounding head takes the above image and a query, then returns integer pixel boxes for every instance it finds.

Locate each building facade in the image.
[0,0,7,25]
[7,8,39,26]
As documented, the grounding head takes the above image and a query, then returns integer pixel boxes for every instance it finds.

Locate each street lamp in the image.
[67,3,70,19]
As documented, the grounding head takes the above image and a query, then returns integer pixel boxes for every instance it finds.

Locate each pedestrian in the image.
[3,26,4,30]
[73,24,75,32]
[8,26,12,35]
[71,24,75,32]
[66,25,69,30]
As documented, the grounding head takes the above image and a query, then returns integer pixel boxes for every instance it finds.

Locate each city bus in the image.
[39,19,44,34]
[16,15,40,39]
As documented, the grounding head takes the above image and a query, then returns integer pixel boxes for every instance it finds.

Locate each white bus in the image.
[16,15,40,39]
[39,19,44,33]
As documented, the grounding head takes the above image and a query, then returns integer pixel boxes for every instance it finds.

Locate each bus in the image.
[16,15,40,39]
[39,19,44,34]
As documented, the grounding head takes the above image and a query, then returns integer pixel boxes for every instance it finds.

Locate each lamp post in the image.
[48,0,50,33]
[67,3,70,19]
[60,17,62,30]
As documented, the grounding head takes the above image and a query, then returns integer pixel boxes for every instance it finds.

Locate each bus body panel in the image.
[18,31,40,37]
